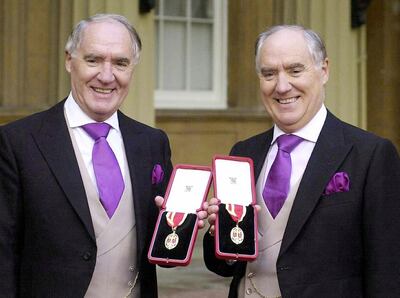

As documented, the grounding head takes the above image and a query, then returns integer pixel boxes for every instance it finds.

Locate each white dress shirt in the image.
[64,93,126,195]
[260,104,327,218]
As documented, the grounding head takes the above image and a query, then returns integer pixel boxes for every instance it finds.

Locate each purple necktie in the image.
[262,134,303,219]
[82,123,125,218]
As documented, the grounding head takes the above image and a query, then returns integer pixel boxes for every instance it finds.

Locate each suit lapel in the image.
[119,114,152,265]
[32,100,95,241]
[232,129,273,182]
[253,131,273,181]
[279,112,353,256]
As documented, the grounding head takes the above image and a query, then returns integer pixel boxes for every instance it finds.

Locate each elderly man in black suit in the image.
[0,14,172,297]
[203,25,400,297]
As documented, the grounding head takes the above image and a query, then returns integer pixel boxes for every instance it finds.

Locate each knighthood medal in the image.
[165,211,187,250]
[226,203,246,245]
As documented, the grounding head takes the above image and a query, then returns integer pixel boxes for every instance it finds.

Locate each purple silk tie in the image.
[82,123,125,218]
[262,134,303,219]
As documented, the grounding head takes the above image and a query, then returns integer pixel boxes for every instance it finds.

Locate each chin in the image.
[88,105,116,120]
[276,118,302,131]
[276,113,300,124]
[92,100,118,110]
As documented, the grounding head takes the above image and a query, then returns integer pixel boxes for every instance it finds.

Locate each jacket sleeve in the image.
[203,229,245,277]
[362,138,400,296]
[0,128,22,297]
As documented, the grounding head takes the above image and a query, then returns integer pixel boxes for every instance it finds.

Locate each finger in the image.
[207,213,216,226]
[197,210,208,220]
[208,197,219,206]
[154,196,164,208]
[208,225,215,237]
[197,219,205,229]
[202,201,209,211]
[207,204,219,216]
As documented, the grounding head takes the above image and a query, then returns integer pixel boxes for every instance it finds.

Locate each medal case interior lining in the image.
[149,212,197,260]
[213,155,258,261]
[217,204,255,255]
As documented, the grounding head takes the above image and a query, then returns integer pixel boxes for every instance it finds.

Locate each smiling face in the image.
[258,28,329,133]
[65,20,135,122]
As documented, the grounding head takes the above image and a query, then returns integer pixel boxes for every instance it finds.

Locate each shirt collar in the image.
[64,92,120,132]
[272,104,327,144]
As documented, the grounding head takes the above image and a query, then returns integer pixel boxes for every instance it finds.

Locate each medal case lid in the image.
[212,155,258,261]
[148,164,212,266]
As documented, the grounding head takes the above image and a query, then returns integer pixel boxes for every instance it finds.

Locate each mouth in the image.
[274,96,299,104]
[92,87,114,94]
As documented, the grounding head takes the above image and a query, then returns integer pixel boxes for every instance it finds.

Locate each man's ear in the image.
[321,58,329,85]
[65,51,72,73]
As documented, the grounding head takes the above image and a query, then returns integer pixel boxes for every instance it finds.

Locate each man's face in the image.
[258,29,329,133]
[65,21,135,122]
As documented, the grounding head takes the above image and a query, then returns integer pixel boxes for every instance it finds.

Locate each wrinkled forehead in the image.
[81,20,130,41]
[260,29,314,65]
[78,21,134,53]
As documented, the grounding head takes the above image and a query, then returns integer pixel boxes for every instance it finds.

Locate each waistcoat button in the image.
[82,252,92,261]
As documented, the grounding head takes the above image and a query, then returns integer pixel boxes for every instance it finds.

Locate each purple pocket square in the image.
[152,164,164,185]
[323,172,350,195]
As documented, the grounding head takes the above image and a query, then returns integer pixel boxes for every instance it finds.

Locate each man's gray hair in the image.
[65,14,142,65]
[255,25,327,73]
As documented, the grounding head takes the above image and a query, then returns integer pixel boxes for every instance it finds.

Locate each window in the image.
[155,0,227,109]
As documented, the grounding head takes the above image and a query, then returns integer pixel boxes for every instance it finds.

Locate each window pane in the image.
[164,0,186,17]
[163,22,186,89]
[190,23,212,90]
[191,0,213,19]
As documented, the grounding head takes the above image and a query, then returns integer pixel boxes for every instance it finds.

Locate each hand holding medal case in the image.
[213,155,258,261]
[148,164,212,266]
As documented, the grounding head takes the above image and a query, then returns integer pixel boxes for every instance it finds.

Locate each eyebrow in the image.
[114,57,131,64]
[260,66,277,73]
[83,54,98,60]
[82,54,131,64]
[261,62,306,70]
[285,63,305,69]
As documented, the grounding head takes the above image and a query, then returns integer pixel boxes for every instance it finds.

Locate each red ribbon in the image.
[226,204,246,224]
[166,211,187,229]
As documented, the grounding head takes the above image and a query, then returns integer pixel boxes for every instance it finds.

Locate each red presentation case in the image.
[148,164,212,266]
[212,155,258,261]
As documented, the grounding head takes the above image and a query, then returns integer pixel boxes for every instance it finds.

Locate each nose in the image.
[275,73,292,94]
[97,62,115,83]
